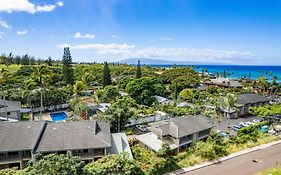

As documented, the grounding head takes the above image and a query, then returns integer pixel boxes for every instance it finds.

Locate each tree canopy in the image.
[85,152,144,175]
[126,77,165,106]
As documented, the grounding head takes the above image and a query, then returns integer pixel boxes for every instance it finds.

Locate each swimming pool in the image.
[50,112,68,122]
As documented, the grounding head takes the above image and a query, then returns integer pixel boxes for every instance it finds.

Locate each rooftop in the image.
[148,115,214,138]
[36,120,111,152]
[0,121,45,152]
[237,94,270,105]
[0,120,111,153]
[0,99,21,113]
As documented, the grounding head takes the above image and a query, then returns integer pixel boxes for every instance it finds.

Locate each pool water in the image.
[50,112,68,122]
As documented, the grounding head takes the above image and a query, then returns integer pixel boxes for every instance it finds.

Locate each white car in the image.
[252,119,261,123]
[239,122,249,127]
[245,121,254,125]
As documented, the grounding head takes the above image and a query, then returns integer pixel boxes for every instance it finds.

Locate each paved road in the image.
[183,143,281,175]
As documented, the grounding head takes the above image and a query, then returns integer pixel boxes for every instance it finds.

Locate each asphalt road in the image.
[183,143,281,175]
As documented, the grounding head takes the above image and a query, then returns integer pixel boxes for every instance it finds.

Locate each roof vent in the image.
[27,126,31,129]
[53,127,56,130]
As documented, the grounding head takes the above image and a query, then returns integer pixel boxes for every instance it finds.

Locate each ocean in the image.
[150,65,281,82]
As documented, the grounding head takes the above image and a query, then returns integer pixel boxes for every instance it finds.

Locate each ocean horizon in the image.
[148,64,281,82]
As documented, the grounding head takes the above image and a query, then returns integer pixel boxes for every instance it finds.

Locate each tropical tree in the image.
[21,79,36,120]
[136,60,142,78]
[62,47,75,85]
[0,68,10,121]
[125,77,164,106]
[222,94,237,118]
[256,76,269,93]
[102,62,112,86]
[104,96,140,132]
[96,85,120,102]
[32,65,49,120]
[73,81,87,96]
[86,152,144,175]
[26,153,86,175]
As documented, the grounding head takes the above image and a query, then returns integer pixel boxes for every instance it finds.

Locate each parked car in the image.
[232,125,242,131]
[245,121,254,125]
[252,119,261,123]
[219,131,229,138]
[239,122,250,127]
[135,125,149,133]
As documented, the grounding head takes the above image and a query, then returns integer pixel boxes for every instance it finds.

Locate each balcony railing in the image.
[0,155,20,162]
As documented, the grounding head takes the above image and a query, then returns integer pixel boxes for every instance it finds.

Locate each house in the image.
[136,115,214,153]
[236,93,270,116]
[204,77,242,88]
[0,120,132,170]
[220,93,270,118]
[88,103,111,114]
[155,95,172,104]
[0,99,21,121]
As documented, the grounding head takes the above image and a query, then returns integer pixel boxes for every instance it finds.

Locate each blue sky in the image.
[0,0,281,65]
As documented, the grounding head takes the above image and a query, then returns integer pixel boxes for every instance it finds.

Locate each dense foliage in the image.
[249,104,281,118]
[126,77,165,106]
[26,153,86,175]
[85,152,144,175]
[62,47,75,85]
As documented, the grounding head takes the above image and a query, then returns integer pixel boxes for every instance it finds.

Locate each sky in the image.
[0,0,281,65]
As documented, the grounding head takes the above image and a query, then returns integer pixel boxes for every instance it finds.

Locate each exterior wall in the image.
[0,147,109,170]
[0,151,32,170]
[0,111,21,120]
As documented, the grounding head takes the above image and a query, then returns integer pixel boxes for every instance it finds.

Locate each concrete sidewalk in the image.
[166,140,281,175]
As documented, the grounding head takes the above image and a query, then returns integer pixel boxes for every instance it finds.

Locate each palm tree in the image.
[0,68,10,121]
[32,65,49,120]
[73,81,87,96]
[256,76,269,93]
[222,94,237,130]
[21,79,36,120]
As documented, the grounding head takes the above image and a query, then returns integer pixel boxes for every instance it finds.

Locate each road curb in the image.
[166,140,281,175]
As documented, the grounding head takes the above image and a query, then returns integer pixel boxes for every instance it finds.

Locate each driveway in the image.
[214,115,261,134]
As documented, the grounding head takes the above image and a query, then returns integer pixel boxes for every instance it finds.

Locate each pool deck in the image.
[33,110,71,121]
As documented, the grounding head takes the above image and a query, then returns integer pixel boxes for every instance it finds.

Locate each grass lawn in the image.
[0,64,21,72]
[254,165,281,175]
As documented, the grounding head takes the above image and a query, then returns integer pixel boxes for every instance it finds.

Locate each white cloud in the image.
[0,20,12,28]
[74,32,95,39]
[17,29,28,35]
[112,34,120,39]
[0,32,3,38]
[57,43,135,55]
[129,47,254,61]
[56,1,64,7]
[56,43,254,62]
[158,37,172,41]
[0,0,63,14]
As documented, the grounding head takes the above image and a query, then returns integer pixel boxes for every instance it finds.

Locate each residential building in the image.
[220,93,270,118]
[204,77,242,88]
[0,120,132,170]
[0,99,21,121]
[136,115,214,153]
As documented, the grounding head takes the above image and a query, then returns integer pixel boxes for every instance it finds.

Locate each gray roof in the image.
[0,121,45,152]
[0,99,21,113]
[0,120,111,153]
[36,121,111,152]
[148,115,214,138]
[237,94,270,105]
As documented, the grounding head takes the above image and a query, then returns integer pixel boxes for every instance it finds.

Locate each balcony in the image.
[0,155,21,164]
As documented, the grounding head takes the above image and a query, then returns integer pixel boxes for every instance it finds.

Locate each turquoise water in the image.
[151,65,281,82]
[50,112,67,122]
